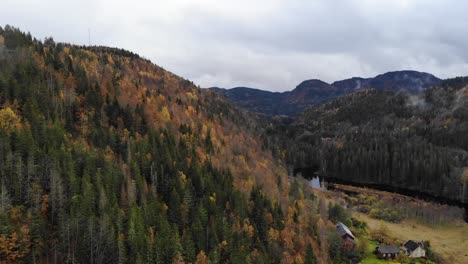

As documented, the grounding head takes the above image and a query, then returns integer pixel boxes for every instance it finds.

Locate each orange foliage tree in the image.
[0,225,31,263]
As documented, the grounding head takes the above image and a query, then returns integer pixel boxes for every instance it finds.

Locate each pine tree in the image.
[305,243,317,264]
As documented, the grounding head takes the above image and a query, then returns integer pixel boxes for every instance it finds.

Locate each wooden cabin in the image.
[335,222,356,248]
[376,244,400,259]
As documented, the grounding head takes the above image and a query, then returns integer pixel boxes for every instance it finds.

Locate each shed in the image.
[335,222,356,248]
[376,244,400,259]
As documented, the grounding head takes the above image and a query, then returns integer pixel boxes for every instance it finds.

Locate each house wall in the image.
[409,247,425,258]
[379,253,397,259]
[342,240,355,248]
[378,251,398,259]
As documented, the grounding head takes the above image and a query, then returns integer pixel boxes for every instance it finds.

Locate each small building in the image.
[403,240,426,258]
[335,222,356,248]
[376,244,400,259]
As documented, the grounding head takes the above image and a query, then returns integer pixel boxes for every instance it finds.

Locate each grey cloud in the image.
[1,0,467,91]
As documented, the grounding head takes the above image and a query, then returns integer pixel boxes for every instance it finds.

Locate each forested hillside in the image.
[266,82,468,204]
[0,26,339,263]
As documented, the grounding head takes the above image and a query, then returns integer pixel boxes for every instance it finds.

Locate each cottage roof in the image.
[403,240,424,252]
[377,245,400,254]
[336,222,355,240]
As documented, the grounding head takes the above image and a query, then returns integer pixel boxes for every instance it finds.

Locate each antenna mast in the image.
[88,28,91,46]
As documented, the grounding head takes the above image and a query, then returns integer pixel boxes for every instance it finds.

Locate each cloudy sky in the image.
[1,0,468,91]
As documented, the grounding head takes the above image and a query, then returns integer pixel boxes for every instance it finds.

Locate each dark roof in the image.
[403,240,424,252]
[377,245,400,254]
[336,222,355,240]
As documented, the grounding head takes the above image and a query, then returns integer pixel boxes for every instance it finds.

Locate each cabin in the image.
[403,240,426,258]
[376,244,400,259]
[335,222,356,248]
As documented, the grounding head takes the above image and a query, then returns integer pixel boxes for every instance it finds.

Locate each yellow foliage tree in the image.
[160,106,171,122]
[268,228,280,242]
[0,107,21,132]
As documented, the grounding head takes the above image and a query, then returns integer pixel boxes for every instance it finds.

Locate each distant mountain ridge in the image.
[212,70,441,115]
[332,70,441,93]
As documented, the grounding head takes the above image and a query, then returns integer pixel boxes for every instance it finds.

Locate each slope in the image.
[0,26,324,263]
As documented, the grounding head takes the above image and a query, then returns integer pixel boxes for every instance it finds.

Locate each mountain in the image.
[211,86,284,115]
[0,26,329,263]
[286,79,341,105]
[262,77,468,205]
[211,80,342,116]
[332,70,441,93]
[213,71,441,116]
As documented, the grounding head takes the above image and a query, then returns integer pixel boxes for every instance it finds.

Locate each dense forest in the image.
[263,82,468,205]
[0,26,373,264]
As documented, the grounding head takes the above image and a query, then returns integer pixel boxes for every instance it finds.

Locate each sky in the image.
[1,0,468,91]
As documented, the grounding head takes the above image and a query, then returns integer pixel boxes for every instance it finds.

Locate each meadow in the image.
[356,213,468,264]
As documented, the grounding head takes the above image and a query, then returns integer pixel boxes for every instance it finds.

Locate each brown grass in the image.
[355,213,468,264]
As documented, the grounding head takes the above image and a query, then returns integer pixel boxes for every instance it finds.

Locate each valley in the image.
[260,85,468,207]
[1,23,467,264]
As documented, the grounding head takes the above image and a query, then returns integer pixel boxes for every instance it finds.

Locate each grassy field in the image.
[355,213,468,264]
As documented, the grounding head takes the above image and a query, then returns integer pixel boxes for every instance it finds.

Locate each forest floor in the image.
[355,213,468,264]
